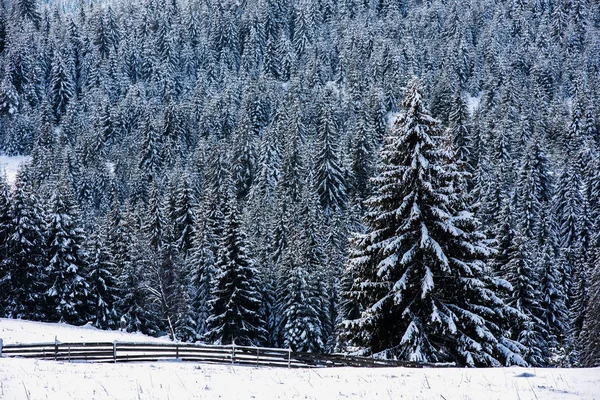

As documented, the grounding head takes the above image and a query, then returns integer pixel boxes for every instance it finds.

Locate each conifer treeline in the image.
[0,0,599,367]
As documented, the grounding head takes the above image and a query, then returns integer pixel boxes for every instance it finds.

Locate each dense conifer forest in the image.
[0,0,599,367]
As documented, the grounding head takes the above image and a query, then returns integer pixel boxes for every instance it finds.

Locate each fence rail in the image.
[0,339,453,369]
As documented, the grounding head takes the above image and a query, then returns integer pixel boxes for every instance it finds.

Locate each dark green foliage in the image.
[115,205,161,336]
[580,257,600,367]
[87,228,120,329]
[43,185,90,324]
[205,192,267,346]
[172,175,197,257]
[341,81,525,367]
[14,0,41,29]
[3,170,47,320]
[0,174,12,314]
[50,49,75,122]
[0,0,595,364]
[190,218,217,339]
[316,90,347,217]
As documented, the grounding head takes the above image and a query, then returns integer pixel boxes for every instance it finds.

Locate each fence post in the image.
[288,348,291,369]
[0,338,3,357]
[113,341,117,363]
[68,345,71,362]
[231,342,236,365]
[54,336,58,361]
[256,347,259,367]
[176,345,179,359]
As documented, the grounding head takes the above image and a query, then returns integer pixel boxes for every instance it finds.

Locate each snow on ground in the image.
[466,93,482,116]
[2,358,598,400]
[0,318,171,344]
[1,319,599,400]
[0,155,31,185]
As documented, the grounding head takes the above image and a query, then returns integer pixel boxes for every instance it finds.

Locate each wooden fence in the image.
[0,339,451,368]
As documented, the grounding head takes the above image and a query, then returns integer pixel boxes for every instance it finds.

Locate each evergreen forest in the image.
[0,0,599,367]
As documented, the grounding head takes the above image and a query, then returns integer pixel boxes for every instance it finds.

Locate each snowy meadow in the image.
[0,319,598,400]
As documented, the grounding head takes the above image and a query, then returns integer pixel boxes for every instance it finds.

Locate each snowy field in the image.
[0,318,172,344]
[0,319,599,400]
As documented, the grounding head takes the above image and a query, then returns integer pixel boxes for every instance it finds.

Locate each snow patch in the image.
[0,155,31,185]
[465,93,481,116]
[106,161,116,177]
[385,111,399,129]
[0,318,172,344]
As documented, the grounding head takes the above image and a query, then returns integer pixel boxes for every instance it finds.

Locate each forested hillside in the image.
[0,0,598,367]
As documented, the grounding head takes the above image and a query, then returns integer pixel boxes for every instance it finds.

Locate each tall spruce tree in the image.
[341,80,525,367]
[448,92,472,171]
[115,203,160,335]
[277,231,325,351]
[501,229,550,366]
[3,169,47,320]
[87,227,120,329]
[189,217,217,339]
[172,174,197,258]
[44,183,91,324]
[315,89,347,218]
[205,188,267,346]
[580,254,600,367]
[0,173,12,315]
[278,177,327,352]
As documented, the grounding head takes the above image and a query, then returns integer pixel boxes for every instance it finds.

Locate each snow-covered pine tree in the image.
[0,173,11,315]
[115,203,160,335]
[567,243,591,366]
[138,111,163,180]
[172,174,197,258]
[348,108,375,205]
[171,256,196,342]
[13,0,41,29]
[50,48,75,122]
[43,182,91,324]
[278,231,324,352]
[278,99,305,205]
[144,181,166,253]
[87,227,120,329]
[3,168,47,320]
[494,135,559,366]
[580,249,600,367]
[232,117,258,201]
[160,100,188,164]
[341,80,525,367]
[501,229,550,366]
[300,177,332,350]
[315,87,347,218]
[142,182,181,339]
[189,216,217,339]
[278,175,327,352]
[0,74,19,118]
[246,119,282,345]
[513,134,553,240]
[205,187,267,346]
[552,142,592,366]
[552,163,582,296]
[153,241,179,340]
[202,142,229,257]
[538,240,568,359]
[324,211,349,349]
[448,92,472,173]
